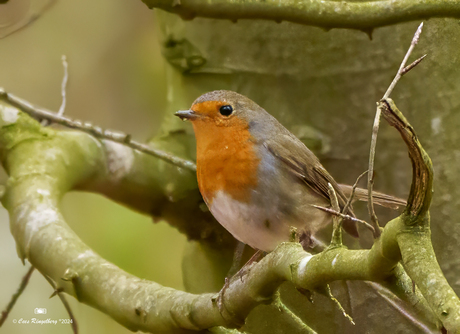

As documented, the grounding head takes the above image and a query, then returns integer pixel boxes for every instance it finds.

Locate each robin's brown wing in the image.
[263,134,359,237]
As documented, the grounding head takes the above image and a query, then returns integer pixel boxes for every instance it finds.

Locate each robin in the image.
[174,90,366,252]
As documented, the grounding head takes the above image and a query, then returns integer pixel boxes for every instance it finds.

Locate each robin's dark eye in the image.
[219,105,233,116]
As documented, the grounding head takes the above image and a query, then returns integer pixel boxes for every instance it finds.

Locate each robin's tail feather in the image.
[338,184,406,238]
[339,184,407,211]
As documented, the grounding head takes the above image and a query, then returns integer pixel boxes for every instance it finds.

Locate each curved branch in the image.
[380,98,460,331]
[0,103,441,332]
[142,0,460,30]
[380,98,433,219]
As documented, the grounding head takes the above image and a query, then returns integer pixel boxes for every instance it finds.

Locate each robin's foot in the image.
[236,249,265,281]
[214,277,230,314]
[227,242,246,278]
[213,249,266,314]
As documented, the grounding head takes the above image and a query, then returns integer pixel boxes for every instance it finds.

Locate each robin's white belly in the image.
[209,190,293,252]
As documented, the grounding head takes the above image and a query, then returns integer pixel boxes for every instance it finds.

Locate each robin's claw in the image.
[213,277,230,314]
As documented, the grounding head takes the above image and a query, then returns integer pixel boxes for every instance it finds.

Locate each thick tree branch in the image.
[142,0,460,30]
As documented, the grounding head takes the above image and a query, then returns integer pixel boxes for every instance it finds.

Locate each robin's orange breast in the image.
[192,114,260,204]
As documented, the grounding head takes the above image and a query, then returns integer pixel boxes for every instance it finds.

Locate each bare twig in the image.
[42,55,69,126]
[0,266,35,327]
[342,170,368,215]
[58,55,69,117]
[56,293,77,333]
[383,23,424,99]
[401,54,427,75]
[326,285,355,325]
[44,276,78,334]
[0,89,197,172]
[312,205,375,234]
[367,22,424,238]
[328,183,343,247]
[367,108,382,237]
[367,282,435,334]
[273,292,317,334]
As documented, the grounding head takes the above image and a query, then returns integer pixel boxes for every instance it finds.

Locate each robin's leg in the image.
[235,248,266,280]
[215,246,266,312]
[215,242,247,312]
[227,241,246,277]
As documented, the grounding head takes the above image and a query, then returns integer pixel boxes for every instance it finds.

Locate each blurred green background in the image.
[0,1,187,333]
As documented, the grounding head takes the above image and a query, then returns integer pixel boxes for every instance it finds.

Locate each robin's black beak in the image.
[175,109,197,121]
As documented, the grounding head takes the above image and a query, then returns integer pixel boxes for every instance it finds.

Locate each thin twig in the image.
[366,281,435,334]
[383,22,424,99]
[328,183,343,247]
[326,285,355,325]
[42,55,69,126]
[0,266,35,327]
[273,292,317,334]
[56,293,78,333]
[58,55,69,117]
[0,89,197,172]
[367,105,382,238]
[312,205,375,234]
[367,22,424,239]
[342,170,368,215]
[401,54,427,75]
[44,276,78,334]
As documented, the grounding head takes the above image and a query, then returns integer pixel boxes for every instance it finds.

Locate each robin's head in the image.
[176,91,265,202]
[175,90,264,127]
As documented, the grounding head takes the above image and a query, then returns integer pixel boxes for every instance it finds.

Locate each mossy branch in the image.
[379,98,460,331]
[142,0,460,30]
[380,99,433,220]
